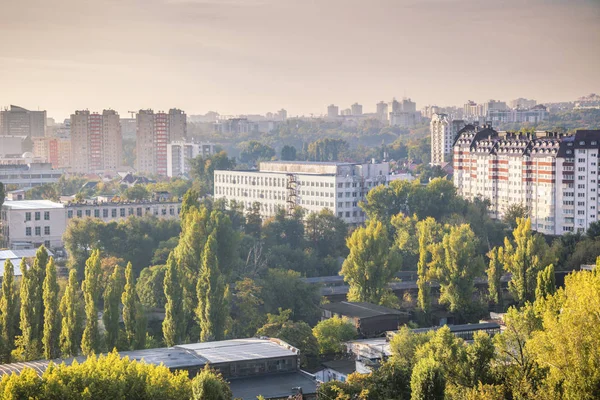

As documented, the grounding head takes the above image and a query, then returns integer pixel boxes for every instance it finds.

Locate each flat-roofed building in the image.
[167,141,214,177]
[0,162,63,188]
[1,200,65,249]
[214,161,392,224]
[320,301,409,337]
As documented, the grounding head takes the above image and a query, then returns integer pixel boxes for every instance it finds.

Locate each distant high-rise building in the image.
[277,109,287,121]
[168,108,187,141]
[509,98,537,110]
[341,108,352,116]
[430,114,465,166]
[136,109,186,176]
[401,98,416,113]
[70,110,122,174]
[327,104,339,118]
[351,103,363,116]
[376,101,388,122]
[120,118,137,140]
[1,105,46,137]
[388,97,419,128]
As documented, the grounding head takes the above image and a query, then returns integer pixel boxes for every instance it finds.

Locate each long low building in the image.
[1,198,182,250]
[0,337,317,400]
[0,161,63,188]
[214,160,406,225]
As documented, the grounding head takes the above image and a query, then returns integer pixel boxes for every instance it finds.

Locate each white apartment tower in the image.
[454,127,600,235]
[214,161,393,225]
[430,114,465,166]
[167,141,215,177]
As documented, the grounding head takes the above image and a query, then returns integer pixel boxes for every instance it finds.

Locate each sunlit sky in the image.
[1,0,599,120]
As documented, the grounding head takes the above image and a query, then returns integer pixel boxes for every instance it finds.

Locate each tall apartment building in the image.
[454,127,600,235]
[376,101,388,123]
[509,98,537,110]
[214,161,394,225]
[70,110,122,174]
[167,141,215,177]
[136,109,187,176]
[487,105,548,124]
[168,108,187,141]
[351,103,363,115]
[1,105,46,137]
[327,104,339,119]
[388,98,419,128]
[430,114,465,166]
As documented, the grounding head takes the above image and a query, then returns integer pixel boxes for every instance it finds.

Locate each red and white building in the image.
[454,126,600,235]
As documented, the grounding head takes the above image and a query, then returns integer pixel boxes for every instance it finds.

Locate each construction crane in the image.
[128,111,137,119]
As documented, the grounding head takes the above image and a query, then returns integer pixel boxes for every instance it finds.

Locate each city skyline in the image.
[1,0,598,120]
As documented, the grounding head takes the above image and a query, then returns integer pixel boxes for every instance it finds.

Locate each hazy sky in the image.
[1,0,599,120]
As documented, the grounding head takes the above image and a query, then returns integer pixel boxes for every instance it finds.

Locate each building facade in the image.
[214,161,392,225]
[0,163,63,188]
[136,109,188,176]
[167,141,215,177]
[454,127,600,235]
[1,105,46,137]
[327,104,339,119]
[430,114,465,166]
[70,110,122,174]
[1,198,182,250]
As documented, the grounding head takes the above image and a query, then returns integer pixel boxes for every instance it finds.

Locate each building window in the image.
[77,210,82,218]
[67,210,73,218]
[44,211,50,220]
[120,208,126,217]
[44,226,50,235]
[112,209,117,218]
[103,209,108,218]
[35,227,41,236]
[35,212,40,221]
[85,209,91,217]
[137,208,142,217]
[94,209,100,218]
[44,240,50,247]
[25,212,31,221]
[26,227,32,236]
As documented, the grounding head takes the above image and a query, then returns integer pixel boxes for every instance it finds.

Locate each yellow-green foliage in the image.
[0,351,192,400]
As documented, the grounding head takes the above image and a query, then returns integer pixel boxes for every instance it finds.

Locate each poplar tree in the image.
[163,252,184,347]
[122,262,144,349]
[81,249,101,355]
[42,257,60,359]
[0,259,17,362]
[340,219,401,305]
[59,269,82,356]
[503,218,548,306]
[416,218,444,313]
[197,233,228,342]
[103,265,124,351]
[535,263,556,301]
[487,247,504,308]
[18,248,46,360]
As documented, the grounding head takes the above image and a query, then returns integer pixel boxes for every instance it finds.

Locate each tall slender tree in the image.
[81,249,102,355]
[122,261,144,349]
[103,265,124,351]
[18,246,47,360]
[163,252,184,347]
[0,259,17,362]
[340,219,401,305]
[416,218,444,313]
[59,269,82,357]
[42,257,60,359]
[197,233,228,342]
[535,263,556,301]
[487,247,504,309]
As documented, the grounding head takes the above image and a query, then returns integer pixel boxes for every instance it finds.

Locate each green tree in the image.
[59,269,82,357]
[163,252,184,347]
[305,209,348,259]
[389,326,432,368]
[280,145,297,161]
[122,261,142,349]
[197,233,228,342]
[239,140,275,165]
[410,356,446,400]
[341,219,401,305]
[103,264,125,351]
[416,218,445,313]
[191,366,233,400]
[81,249,102,356]
[256,309,319,368]
[230,278,264,339]
[42,257,60,359]
[17,246,48,360]
[529,270,600,400]
[312,316,357,354]
[502,204,528,230]
[181,188,200,218]
[122,185,150,201]
[137,265,167,309]
[502,218,549,306]
[0,259,17,362]
[429,224,484,316]
[487,247,504,308]
[534,263,555,302]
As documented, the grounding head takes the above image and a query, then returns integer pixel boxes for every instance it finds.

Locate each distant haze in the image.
[1,0,599,119]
